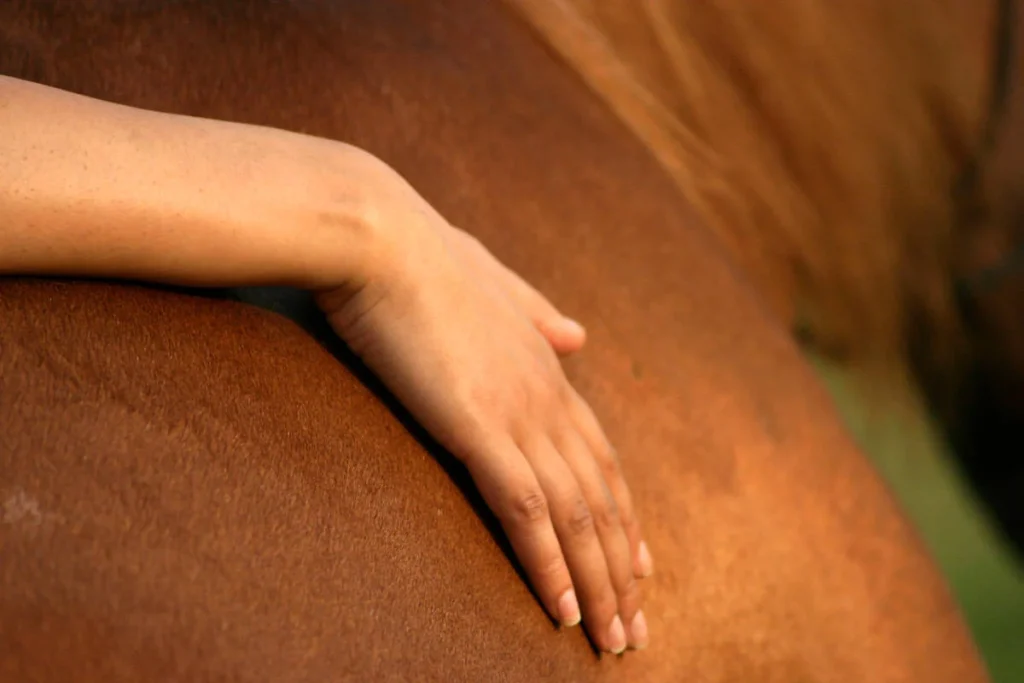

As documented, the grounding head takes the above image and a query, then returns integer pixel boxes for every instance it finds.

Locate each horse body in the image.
[510,0,1024,558]
[950,1,1024,553]
[0,1,988,681]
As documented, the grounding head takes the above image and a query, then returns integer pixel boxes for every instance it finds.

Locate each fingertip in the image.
[628,610,649,650]
[635,541,654,578]
[557,588,582,627]
[562,317,586,343]
[546,318,586,355]
[606,615,628,655]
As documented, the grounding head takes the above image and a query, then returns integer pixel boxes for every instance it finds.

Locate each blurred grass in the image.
[813,357,1024,683]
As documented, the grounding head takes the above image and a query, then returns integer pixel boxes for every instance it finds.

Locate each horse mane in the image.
[509,0,989,388]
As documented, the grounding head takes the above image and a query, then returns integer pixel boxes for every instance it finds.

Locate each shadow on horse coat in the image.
[0,1,989,681]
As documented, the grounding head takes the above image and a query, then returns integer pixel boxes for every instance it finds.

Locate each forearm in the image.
[0,76,375,289]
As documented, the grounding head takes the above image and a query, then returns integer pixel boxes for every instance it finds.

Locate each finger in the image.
[568,391,652,580]
[493,263,586,355]
[447,228,586,354]
[525,436,629,654]
[462,435,581,629]
[553,426,647,651]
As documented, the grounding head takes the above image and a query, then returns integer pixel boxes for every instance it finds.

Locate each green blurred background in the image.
[814,357,1024,682]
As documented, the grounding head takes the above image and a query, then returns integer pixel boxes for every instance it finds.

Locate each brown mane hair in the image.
[509,0,991,381]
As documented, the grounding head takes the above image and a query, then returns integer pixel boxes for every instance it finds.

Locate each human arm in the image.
[0,75,652,653]
[0,74,380,288]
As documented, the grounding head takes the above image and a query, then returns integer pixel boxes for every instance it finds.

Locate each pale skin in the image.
[0,75,652,654]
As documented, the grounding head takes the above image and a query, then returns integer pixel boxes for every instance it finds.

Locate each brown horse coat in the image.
[510,0,1024,558]
[0,1,988,681]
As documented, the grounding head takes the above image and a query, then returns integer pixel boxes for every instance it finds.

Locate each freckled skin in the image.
[0,1,989,682]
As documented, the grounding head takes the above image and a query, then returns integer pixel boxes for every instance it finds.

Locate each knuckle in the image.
[506,488,550,525]
[564,496,596,536]
[524,364,553,398]
[506,380,532,416]
[592,493,620,531]
[596,445,621,480]
[521,366,562,418]
[448,388,499,443]
[618,575,641,605]
[617,500,637,531]
[535,554,569,583]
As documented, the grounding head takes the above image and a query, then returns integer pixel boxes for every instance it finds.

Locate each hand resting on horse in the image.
[0,75,652,654]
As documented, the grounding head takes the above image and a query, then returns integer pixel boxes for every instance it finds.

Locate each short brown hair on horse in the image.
[509,0,1024,551]
[0,0,992,680]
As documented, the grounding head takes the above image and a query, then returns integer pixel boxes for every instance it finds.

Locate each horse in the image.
[948,0,1024,553]
[0,1,990,681]
[507,0,1024,556]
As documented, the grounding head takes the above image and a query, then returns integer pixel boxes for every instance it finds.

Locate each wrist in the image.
[279,141,397,291]
[193,124,405,292]
[292,143,448,294]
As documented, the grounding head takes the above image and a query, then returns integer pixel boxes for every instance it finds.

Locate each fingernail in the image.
[557,589,581,627]
[628,610,649,650]
[607,615,627,654]
[638,541,654,577]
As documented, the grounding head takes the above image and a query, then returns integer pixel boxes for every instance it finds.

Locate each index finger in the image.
[567,390,652,579]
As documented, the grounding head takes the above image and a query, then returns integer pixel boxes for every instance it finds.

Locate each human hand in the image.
[314,153,653,654]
